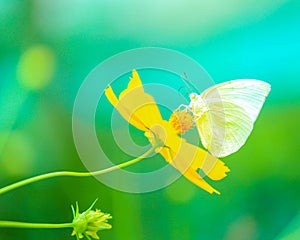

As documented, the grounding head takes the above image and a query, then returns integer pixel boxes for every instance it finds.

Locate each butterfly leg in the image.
[176,104,191,112]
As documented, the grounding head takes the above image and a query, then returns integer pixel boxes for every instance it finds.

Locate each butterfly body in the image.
[189,93,209,118]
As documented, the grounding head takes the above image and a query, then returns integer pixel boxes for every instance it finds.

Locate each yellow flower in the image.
[105,70,230,194]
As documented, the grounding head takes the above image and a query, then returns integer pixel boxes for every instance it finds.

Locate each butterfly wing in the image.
[196,80,271,157]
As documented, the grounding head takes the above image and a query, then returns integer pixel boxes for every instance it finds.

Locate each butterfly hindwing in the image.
[195,80,270,157]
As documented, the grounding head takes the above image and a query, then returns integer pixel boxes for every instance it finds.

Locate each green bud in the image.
[71,199,112,240]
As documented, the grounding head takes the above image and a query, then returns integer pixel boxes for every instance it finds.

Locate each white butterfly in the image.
[182,80,271,158]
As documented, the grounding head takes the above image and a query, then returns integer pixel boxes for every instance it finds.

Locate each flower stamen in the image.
[169,109,195,135]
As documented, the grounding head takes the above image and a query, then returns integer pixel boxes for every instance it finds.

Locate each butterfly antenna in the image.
[180,74,192,94]
[182,72,198,93]
[178,86,190,98]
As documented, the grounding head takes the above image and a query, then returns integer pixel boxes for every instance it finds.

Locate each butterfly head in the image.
[189,92,198,101]
[188,93,208,117]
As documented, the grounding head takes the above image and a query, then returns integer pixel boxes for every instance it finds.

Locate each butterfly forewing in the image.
[196,80,270,157]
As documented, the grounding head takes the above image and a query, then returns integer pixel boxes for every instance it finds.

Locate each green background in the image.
[0,0,300,239]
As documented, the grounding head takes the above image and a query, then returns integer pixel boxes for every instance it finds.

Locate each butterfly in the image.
[181,79,271,158]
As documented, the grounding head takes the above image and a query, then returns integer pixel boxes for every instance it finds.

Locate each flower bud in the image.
[71,199,112,240]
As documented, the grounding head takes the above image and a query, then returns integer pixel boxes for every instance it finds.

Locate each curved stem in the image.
[0,146,157,196]
[0,221,72,229]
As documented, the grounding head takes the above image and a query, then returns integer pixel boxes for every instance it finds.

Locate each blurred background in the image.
[0,0,300,239]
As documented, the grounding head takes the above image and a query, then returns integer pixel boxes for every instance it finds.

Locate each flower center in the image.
[169,109,195,135]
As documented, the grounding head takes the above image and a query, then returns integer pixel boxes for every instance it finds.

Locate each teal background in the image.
[0,1,300,239]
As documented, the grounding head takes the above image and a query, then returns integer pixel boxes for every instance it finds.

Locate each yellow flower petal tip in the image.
[104,84,118,107]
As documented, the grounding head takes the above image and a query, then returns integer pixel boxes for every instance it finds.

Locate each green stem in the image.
[0,221,72,229]
[0,146,157,196]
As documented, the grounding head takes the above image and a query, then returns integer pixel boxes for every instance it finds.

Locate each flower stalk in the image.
[0,143,161,196]
[0,123,164,238]
[0,221,72,229]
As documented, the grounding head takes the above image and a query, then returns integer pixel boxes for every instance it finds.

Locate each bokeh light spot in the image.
[224,215,257,240]
[17,45,55,90]
[0,131,35,177]
[165,178,196,204]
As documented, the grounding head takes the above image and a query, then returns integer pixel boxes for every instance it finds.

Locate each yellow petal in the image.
[188,146,230,181]
[105,85,119,107]
[119,69,143,99]
[200,155,230,180]
[154,127,228,194]
[105,83,147,131]
[105,70,163,131]
[183,168,220,194]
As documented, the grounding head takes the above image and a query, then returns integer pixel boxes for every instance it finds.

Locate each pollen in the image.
[169,109,195,135]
